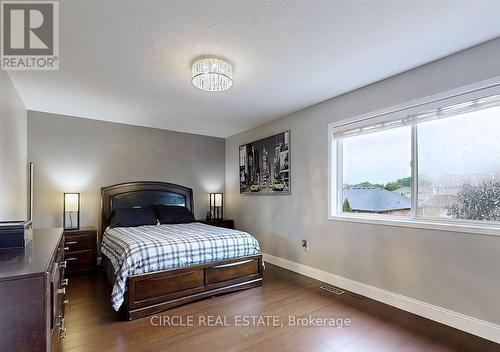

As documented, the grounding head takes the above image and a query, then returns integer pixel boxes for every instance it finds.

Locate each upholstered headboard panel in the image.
[100,181,194,236]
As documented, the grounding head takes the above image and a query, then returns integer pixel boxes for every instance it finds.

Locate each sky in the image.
[342,105,500,185]
[343,126,411,185]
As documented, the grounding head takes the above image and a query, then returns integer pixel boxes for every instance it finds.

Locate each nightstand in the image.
[63,227,97,275]
[200,219,234,229]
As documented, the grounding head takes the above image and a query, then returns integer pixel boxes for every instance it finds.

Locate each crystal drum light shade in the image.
[192,58,233,91]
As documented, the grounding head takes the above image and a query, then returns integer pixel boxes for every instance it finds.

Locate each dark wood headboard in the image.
[100,181,194,236]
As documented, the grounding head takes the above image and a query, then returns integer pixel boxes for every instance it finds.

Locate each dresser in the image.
[63,227,97,274]
[0,228,67,352]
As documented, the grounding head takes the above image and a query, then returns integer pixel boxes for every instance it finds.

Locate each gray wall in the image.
[28,112,225,229]
[0,71,27,221]
[225,39,500,324]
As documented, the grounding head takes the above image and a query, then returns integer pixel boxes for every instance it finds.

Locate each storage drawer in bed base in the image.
[125,254,263,320]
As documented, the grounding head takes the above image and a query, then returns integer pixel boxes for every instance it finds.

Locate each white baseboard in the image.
[263,253,500,344]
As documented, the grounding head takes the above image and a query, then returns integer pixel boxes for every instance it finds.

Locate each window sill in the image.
[328,214,500,237]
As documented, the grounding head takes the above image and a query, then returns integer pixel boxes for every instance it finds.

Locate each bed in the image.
[100,181,263,320]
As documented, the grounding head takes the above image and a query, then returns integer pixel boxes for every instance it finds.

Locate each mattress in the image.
[100,222,261,310]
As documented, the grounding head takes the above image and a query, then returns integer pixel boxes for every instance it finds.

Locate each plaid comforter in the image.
[101,222,261,310]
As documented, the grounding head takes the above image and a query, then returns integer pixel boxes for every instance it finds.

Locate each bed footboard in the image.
[125,254,263,320]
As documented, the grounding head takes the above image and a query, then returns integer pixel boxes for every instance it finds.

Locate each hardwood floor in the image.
[61,264,499,352]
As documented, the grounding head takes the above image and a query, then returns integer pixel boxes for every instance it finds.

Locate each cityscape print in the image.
[239,131,290,194]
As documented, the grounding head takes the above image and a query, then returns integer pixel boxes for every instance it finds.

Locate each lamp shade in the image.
[211,193,222,207]
[209,193,223,220]
[64,193,79,212]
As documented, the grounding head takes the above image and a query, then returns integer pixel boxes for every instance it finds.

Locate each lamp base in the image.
[64,211,79,230]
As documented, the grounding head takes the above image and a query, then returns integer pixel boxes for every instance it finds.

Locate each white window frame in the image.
[328,82,500,237]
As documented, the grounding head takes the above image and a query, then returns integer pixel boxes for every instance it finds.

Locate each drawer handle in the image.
[64,247,69,251]
[66,241,78,245]
[66,257,78,261]
[61,278,69,287]
[212,259,253,269]
[57,287,66,295]
[57,317,64,327]
[64,299,69,305]
[59,260,67,268]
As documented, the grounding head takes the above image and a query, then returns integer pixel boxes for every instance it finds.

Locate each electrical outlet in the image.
[301,239,309,251]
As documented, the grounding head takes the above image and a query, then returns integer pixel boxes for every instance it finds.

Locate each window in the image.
[342,126,412,216]
[330,90,500,228]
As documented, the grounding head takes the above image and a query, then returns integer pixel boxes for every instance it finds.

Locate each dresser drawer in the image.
[64,233,93,251]
[65,249,94,272]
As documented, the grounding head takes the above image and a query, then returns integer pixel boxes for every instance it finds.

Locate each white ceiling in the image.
[8,0,500,138]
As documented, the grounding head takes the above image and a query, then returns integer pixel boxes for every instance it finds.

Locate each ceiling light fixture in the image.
[192,57,233,92]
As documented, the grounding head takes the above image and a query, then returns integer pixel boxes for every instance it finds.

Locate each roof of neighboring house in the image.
[393,187,411,194]
[418,194,458,208]
[343,187,411,212]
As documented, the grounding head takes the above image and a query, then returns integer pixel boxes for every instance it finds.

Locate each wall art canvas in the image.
[239,131,290,195]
